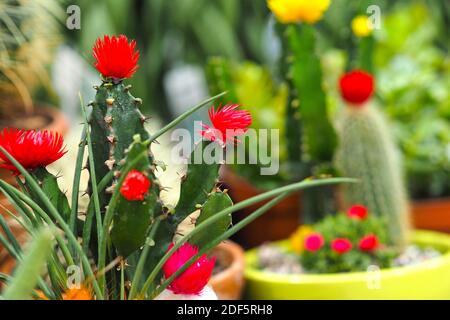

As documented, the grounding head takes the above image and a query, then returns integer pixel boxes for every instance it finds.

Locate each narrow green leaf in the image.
[3,228,54,300]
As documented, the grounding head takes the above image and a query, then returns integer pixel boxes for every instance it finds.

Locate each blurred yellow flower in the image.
[351,15,373,37]
[290,225,314,253]
[62,286,93,300]
[268,0,331,24]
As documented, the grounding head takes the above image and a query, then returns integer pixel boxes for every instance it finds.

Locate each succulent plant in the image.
[334,70,411,248]
[0,35,350,300]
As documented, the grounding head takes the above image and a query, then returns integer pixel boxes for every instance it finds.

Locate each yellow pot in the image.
[244,230,450,299]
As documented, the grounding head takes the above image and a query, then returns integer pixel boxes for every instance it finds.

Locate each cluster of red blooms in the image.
[304,205,380,255]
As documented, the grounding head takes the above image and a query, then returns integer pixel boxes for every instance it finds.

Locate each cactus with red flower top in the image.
[0,35,351,300]
[334,70,411,248]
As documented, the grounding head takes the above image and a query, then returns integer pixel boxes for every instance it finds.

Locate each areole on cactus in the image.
[0,34,352,300]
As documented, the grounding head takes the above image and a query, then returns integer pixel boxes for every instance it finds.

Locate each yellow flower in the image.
[62,286,93,300]
[290,225,314,253]
[268,0,331,24]
[351,15,373,37]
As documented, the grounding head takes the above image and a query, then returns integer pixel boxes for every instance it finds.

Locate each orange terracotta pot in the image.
[209,241,245,300]
[412,198,450,233]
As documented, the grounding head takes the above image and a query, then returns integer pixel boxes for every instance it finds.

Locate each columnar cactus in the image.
[334,70,411,248]
[207,1,338,222]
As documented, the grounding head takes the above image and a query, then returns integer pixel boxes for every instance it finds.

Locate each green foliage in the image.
[375,2,450,199]
[72,0,269,117]
[335,105,411,248]
[300,212,396,274]
[205,58,287,188]
[0,0,63,113]
[2,228,54,300]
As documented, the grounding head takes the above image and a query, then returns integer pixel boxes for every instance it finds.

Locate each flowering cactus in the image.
[207,1,339,223]
[0,35,350,300]
[334,70,411,248]
[299,205,396,273]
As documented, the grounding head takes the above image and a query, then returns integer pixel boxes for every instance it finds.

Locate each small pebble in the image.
[257,243,303,274]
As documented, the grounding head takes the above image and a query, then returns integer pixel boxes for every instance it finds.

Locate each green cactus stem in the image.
[279,23,338,222]
[89,81,149,200]
[356,35,374,73]
[334,104,411,247]
[24,167,71,223]
[172,140,221,225]
[283,24,337,163]
[205,57,240,106]
[190,190,233,247]
[111,136,162,257]
[131,140,221,293]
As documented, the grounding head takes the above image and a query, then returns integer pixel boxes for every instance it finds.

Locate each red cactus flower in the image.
[93,35,139,80]
[331,238,353,254]
[339,70,374,105]
[200,104,252,146]
[120,169,150,201]
[0,128,66,175]
[358,234,379,252]
[304,233,325,252]
[163,243,215,295]
[347,204,369,220]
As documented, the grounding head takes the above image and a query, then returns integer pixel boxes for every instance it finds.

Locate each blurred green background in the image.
[1,0,449,199]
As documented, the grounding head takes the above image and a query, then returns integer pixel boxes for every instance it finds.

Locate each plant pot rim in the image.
[210,240,245,286]
[0,104,69,135]
[244,230,450,284]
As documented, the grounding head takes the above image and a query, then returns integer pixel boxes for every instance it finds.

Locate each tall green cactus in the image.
[90,82,148,192]
[334,104,411,247]
[278,23,338,222]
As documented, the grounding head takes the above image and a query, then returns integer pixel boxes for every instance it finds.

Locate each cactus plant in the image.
[334,70,411,247]
[207,1,338,222]
[0,34,350,300]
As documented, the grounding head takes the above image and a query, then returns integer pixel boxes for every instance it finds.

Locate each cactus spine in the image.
[334,104,410,247]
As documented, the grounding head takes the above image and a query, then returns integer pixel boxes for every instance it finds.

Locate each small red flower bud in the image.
[358,234,379,252]
[0,128,66,175]
[304,233,325,252]
[347,204,368,220]
[120,169,150,201]
[200,104,252,146]
[163,243,215,295]
[339,70,374,106]
[93,35,139,80]
[331,238,353,254]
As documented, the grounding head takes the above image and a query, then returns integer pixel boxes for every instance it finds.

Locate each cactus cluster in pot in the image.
[334,70,411,248]
[207,1,412,248]
[208,0,339,223]
[0,35,349,300]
